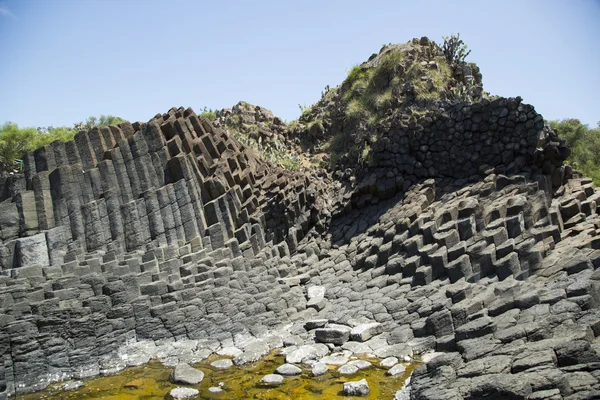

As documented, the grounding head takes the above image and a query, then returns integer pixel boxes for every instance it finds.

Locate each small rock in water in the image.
[209,386,223,393]
[312,362,329,376]
[319,355,349,365]
[261,374,284,387]
[380,357,399,369]
[347,360,372,370]
[343,378,370,396]
[123,379,143,389]
[210,359,233,370]
[285,344,329,364]
[170,387,200,399]
[217,346,242,357]
[387,363,406,376]
[276,363,302,376]
[338,364,359,375]
[61,381,83,391]
[170,363,204,384]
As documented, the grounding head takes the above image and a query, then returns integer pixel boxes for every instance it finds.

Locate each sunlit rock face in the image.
[1,37,600,400]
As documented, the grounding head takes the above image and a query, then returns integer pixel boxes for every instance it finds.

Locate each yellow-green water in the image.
[16,352,418,400]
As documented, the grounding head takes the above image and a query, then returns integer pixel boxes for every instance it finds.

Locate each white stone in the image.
[210,359,233,370]
[337,364,359,375]
[61,381,83,391]
[319,355,349,366]
[217,346,242,357]
[387,363,406,376]
[261,374,284,387]
[286,344,329,363]
[170,363,204,385]
[307,286,326,299]
[347,359,372,370]
[312,362,329,376]
[343,378,370,396]
[276,363,302,376]
[169,387,200,399]
[350,323,383,342]
[380,357,399,369]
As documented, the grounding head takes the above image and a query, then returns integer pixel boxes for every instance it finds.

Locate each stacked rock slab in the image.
[0,107,325,396]
[1,96,600,400]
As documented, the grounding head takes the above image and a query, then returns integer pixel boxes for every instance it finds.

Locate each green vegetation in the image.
[343,50,404,119]
[298,103,313,120]
[345,64,366,86]
[0,115,123,171]
[200,106,217,121]
[406,56,452,101]
[74,115,125,131]
[442,33,471,65]
[550,119,600,184]
[228,127,299,172]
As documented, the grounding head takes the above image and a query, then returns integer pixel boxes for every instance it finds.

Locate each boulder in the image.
[312,362,329,376]
[387,363,406,376]
[170,364,204,385]
[276,363,302,376]
[260,374,283,387]
[319,355,349,366]
[350,323,383,342]
[315,324,351,345]
[338,363,359,375]
[210,359,233,370]
[343,378,370,396]
[15,233,49,268]
[286,344,329,363]
[169,387,200,399]
[380,357,399,369]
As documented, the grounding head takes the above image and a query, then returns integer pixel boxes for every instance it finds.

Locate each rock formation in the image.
[1,37,600,400]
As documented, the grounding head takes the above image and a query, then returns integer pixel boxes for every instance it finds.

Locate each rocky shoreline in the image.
[24,319,419,399]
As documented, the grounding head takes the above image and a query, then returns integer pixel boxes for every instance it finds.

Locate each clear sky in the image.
[1,0,599,129]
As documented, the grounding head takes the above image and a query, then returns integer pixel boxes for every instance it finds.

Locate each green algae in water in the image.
[17,352,419,399]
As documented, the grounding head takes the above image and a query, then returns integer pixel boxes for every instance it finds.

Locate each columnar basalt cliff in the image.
[2,37,600,400]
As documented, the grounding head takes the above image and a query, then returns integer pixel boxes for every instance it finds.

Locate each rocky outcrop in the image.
[1,37,600,400]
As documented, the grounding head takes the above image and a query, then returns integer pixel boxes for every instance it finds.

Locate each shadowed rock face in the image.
[1,40,600,399]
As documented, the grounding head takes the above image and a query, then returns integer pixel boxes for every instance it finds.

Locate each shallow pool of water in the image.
[17,352,418,399]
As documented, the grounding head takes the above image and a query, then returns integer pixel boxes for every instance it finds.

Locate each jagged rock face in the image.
[1,39,600,399]
[214,101,290,151]
[0,106,331,395]
[1,107,322,269]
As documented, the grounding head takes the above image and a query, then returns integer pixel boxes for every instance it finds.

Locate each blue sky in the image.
[0,0,599,128]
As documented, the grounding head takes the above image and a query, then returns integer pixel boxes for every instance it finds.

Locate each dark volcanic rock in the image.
[0,37,599,400]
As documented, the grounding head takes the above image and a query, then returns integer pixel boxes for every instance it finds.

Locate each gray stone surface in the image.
[170,363,204,385]
[0,59,598,400]
[343,378,370,396]
[315,325,351,345]
[350,323,383,342]
[210,359,233,370]
[312,362,329,376]
[275,363,302,376]
[15,233,49,268]
[260,374,283,387]
[169,387,200,399]
[387,363,406,376]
